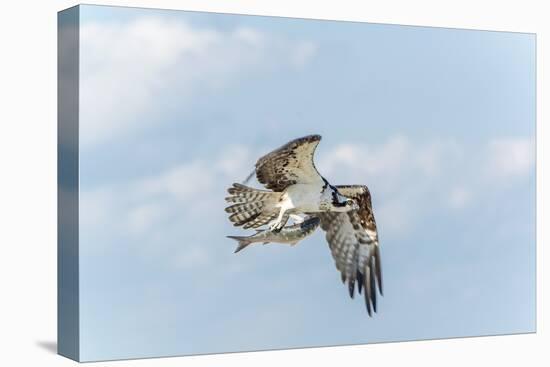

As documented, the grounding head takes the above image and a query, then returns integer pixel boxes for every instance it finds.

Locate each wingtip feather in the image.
[348,279,355,299]
[364,269,373,317]
[370,261,377,313]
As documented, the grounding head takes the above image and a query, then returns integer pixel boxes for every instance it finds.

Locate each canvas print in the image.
[58,4,536,362]
[225,134,382,316]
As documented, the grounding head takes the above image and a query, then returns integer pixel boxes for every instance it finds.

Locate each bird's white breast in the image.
[280,183,324,212]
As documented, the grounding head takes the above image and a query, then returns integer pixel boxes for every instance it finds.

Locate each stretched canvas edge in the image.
[57,5,80,362]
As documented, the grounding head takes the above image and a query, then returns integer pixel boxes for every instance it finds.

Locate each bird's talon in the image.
[270,222,284,232]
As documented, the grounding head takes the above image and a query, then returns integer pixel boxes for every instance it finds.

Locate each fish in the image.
[227,216,321,253]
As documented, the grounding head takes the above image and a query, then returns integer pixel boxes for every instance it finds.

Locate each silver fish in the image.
[227,216,320,253]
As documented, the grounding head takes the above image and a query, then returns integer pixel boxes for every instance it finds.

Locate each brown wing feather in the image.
[319,185,382,316]
[255,135,324,192]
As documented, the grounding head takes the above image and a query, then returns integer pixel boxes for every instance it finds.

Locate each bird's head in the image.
[330,186,359,212]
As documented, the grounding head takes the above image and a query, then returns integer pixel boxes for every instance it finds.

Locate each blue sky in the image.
[76,5,535,362]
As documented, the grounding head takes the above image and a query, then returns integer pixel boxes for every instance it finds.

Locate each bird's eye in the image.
[346,200,354,205]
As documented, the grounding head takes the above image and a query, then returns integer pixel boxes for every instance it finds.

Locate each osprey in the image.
[225,135,382,315]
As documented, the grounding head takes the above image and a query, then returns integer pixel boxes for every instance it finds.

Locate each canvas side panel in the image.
[57,5,80,362]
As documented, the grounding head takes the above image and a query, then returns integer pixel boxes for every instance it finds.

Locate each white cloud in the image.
[319,136,409,198]
[215,144,254,178]
[485,137,535,179]
[79,17,317,147]
[318,135,534,237]
[448,186,472,210]
[289,41,318,68]
[135,161,215,202]
[233,27,264,46]
[125,201,167,236]
[81,161,215,234]
[171,245,210,270]
[321,135,409,179]
[375,197,413,236]
[319,136,464,198]
[80,187,117,232]
[79,144,258,266]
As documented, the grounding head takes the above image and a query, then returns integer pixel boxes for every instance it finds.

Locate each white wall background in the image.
[0,1,547,366]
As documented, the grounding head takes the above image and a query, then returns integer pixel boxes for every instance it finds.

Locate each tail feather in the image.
[243,212,277,229]
[225,201,264,214]
[225,183,280,229]
[227,183,272,197]
[225,195,253,204]
[227,235,253,253]
[244,212,289,229]
[230,211,262,227]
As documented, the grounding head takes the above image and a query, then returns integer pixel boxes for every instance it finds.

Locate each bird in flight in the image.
[225,135,383,315]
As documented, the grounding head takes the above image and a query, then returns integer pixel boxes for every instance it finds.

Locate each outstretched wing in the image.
[318,185,382,316]
[255,135,324,192]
